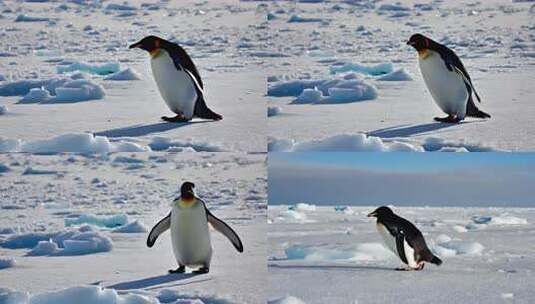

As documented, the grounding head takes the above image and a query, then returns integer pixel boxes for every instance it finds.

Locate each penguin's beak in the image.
[367,211,377,217]
[407,41,416,46]
[129,42,141,49]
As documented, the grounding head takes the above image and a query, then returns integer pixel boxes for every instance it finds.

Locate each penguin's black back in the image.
[379,213,435,263]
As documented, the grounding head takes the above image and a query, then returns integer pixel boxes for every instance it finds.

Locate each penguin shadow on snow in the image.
[95,120,211,138]
[105,272,211,291]
[367,120,482,139]
[269,264,394,272]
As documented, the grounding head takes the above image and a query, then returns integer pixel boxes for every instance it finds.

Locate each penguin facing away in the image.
[368,206,442,271]
[407,33,490,123]
[129,36,222,122]
[147,182,243,274]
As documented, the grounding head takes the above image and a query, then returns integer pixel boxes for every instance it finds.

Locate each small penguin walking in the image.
[129,36,222,122]
[368,206,442,271]
[407,33,490,123]
[147,182,243,274]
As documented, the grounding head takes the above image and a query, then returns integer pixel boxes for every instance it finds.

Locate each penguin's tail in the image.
[430,255,443,266]
[466,96,491,119]
[194,97,223,121]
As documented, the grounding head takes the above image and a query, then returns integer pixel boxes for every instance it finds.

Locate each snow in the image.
[269,205,535,303]
[0,153,266,303]
[0,257,16,270]
[376,69,413,81]
[112,221,148,233]
[57,62,120,76]
[265,0,535,151]
[65,214,128,228]
[0,0,265,152]
[104,68,142,81]
[268,133,423,152]
[0,133,149,153]
[268,296,306,304]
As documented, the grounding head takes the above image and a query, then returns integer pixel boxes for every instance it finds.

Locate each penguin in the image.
[407,33,490,123]
[129,36,222,122]
[368,206,442,271]
[147,182,243,274]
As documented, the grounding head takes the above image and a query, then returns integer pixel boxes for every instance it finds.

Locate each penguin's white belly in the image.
[151,51,197,119]
[403,239,418,268]
[377,223,398,257]
[419,52,468,116]
[170,204,212,266]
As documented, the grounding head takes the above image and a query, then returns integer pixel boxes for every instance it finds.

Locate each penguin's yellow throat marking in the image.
[178,198,196,208]
[150,48,161,58]
[418,49,431,60]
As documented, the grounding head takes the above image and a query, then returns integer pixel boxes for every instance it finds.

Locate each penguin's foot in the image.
[161,114,190,123]
[168,265,186,274]
[192,267,209,274]
[395,265,424,271]
[433,116,461,123]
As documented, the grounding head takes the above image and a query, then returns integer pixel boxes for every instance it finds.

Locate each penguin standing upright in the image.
[368,206,442,271]
[129,36,222,122]
[407,33,490,123]
[147,182,243,274]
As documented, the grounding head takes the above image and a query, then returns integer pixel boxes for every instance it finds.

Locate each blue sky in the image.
[268,153,535,207]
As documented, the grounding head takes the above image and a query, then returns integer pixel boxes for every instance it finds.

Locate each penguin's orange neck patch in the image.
[418,49,431,60]
[150,48,161,58]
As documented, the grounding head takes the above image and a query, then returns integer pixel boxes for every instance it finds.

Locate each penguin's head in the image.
[367,206,394,218]
[180,181,195,201]
[129,36,164,55]
[407,33,430,51]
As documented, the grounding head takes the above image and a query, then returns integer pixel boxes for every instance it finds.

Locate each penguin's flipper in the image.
[147,212,171,247]
[395,233,408,264]
[183,69,223,121]
[168,43,204,89]
[205,209,244,252]
[450,60,482,103]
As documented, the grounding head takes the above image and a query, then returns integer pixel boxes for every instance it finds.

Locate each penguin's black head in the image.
[180,182,195,200]
[129,35,164,53]
[367,206,394,218]
[407,33,430,51]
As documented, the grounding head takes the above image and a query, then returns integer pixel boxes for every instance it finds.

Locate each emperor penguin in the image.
[147,182,243,274]
[129,36,222,122]
[368,206,442,271]
[407,33,490,123]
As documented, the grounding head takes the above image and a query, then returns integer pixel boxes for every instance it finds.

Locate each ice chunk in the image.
[1,232,56,249]
[268,80,324,97]
[277,210,311,224]
[268,106,282,117]
[376,69,413,81]
[28,286,153,304]
[0,105,7,115]
[472,215,527,225]
[28,240,59,256]
[0,288,29,303]
[104,68,142,81]
[22,167,58,175]
[294,87,324,103]
[57,62,120,75]
[105,3,137,10]
[295,203,316,212]
[65,214,128,228]
[15,14,49,22]
[269,134,422,152]
[0,78,69,97]
[113,220,148,233]
[0,133,149,153]
[149,136,225,152]
[330,62,393,75]
[20,88,52,103]
[288,14,324,23]
[52,79,105,102]
[0,163,9,173]
[268,296,306,304]
[0,257,16,269]
[285,243,393,262]
[434,239,484,256]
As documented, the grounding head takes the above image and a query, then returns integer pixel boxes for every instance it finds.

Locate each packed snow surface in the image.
[0,153,267,303]
[265,0,535,151]
[0,0,265,152]
[269,205,535,303]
